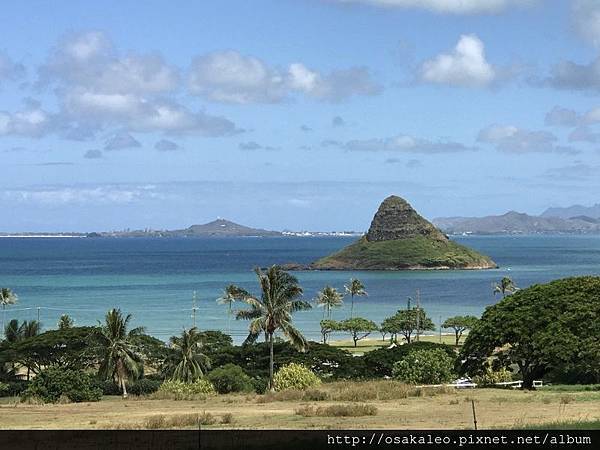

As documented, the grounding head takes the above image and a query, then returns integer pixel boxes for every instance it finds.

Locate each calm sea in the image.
[1,235,599,343]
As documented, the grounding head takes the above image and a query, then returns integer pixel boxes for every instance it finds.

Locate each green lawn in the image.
[330,334,460,354]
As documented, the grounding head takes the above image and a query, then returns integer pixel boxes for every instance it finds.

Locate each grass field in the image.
[1,381,599,430]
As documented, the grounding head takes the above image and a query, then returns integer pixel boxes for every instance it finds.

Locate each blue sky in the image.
[2,0,600,231]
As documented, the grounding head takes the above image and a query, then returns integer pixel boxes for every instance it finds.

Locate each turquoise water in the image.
[1,235,599,343]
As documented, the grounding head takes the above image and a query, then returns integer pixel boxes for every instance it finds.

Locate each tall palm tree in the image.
[57,314,74,330]
[234,265,311,391]
[0,288,18,338]
[315,286,344,319]
[344,278,367,318]
[216,285,245,336]
[96,309,144,398]
[493,277,518,298]
[163,327,210,382]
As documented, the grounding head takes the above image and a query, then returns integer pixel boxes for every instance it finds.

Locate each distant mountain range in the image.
[434,211,600,235]
[541,204,600,220]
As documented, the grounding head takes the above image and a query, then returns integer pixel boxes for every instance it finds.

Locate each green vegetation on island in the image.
[312,196,496,270]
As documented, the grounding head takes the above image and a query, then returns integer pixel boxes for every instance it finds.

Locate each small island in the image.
[312,195,497,270]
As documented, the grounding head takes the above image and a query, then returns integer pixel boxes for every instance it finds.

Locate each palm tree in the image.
[344,278,367,318]
[315,286,344,319]
[1,288,18,338]
[234,265,311,391]
[96,309,144,398]
[3,319,40,380]
[163,327,210,382]
[57,314,74,330]
[493,277,518,298]
[216,285,245,336]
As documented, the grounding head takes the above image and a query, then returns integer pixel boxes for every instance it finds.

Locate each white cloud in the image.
[0,102,53,138]
[327,134,477,153]
[420,35,496,87]
[188,50,381,104]
[38,31,238,137]
[478,124,579,154]
[545,106,581,127]
[569,126,600,143]
[572,0,600,46]
[327,0,535,15]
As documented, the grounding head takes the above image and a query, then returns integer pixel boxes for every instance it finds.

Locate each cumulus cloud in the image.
[420,35,496,87]
[572,0,600,46]
[544,56,600,92]
[545,106,581,127]
[0,101,54,138]
[326,135,477,153]
[38,31,239,137]
[154,139,180,151]
[327,0,535,15]
[104,131,141,151]
[188,50,381,103]
[83,149,103,159]
[478,124,579,154]
[569,126,600,143]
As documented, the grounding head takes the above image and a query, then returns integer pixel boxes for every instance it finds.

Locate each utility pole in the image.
[192,291,198,328]
[37,307,40,323]
[415,289,420,342]
[439,315,442,343]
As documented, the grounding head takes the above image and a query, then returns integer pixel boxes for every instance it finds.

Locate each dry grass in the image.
[1,382,600,430]
[295,404,377,417]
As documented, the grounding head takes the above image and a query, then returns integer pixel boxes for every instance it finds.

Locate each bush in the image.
[273,363,321,391]
[156,379,215,399]
[0,380,29,397]
[251,377,269,394]
[128,378,162,396]
[207,364,253,394]
[392,349,455,385]
[473,367,513,386]
[0,382,8,396]
[22,368,102,403]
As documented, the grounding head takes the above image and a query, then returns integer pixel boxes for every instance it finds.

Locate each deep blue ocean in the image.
[1,235,599,343]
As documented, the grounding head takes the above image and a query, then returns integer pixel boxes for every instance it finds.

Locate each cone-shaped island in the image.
[312,195,497,270]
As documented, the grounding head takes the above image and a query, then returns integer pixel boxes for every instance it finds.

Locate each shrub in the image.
[295,403,377,417]
[207,364,253,394]
[473,367,513,386]
[392,348,455,385]
[0,382,9,396]
[154,379,215,399]
[22,368,102,403]
[0,380,29,397]
[251,377,268,394]
[273,363,321,391]
[128,378,162,396]
[143,412,215,429]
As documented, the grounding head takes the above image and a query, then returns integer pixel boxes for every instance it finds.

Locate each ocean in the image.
[1,235,599,343]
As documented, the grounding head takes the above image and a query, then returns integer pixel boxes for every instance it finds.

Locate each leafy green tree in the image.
[57,314,74,330]
[0,326,98,380]
[217,284,246,335]
[461,276,600,389]
[315,286,344,319]
[337,317,378,347]
[493,276,518,297]
[163,327,210,383]
[131,334,170,372]
[392,348,455,384]
[22,367,102,403]
[95,309,144,398]
[380,308,435,344]
[319,319,339,344]
[442,315,479,346]
[234,266,312,390]
[0,288,18,338]
[207,364,253,394]
[344,278,367,318]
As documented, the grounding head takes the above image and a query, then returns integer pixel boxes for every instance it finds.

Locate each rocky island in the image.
[311,195,497,270]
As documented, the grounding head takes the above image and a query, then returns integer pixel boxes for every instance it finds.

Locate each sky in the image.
[2,0,600,232]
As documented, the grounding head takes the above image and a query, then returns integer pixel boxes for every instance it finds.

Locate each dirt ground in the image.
[1,387,599,430]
